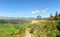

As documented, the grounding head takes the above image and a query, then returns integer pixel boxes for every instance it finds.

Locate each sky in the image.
[0,0,60,18]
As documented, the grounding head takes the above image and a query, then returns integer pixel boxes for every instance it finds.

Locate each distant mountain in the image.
[0,16,36,20]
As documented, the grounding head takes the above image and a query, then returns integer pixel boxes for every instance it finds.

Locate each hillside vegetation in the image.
[0,11,60,37]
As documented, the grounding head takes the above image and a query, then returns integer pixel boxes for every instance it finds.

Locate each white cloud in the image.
[31,11,35,15]
[31,8,48,15]
[35,10,40,14]
[31,10,40,15]
[42,8,48,13]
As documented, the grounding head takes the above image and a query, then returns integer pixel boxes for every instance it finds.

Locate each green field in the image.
[0,24,28,37]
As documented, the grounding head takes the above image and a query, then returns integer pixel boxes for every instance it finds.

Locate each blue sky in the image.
[0,0,60,18]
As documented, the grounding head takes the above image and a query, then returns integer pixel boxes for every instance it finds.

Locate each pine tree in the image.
[54,11,58,20]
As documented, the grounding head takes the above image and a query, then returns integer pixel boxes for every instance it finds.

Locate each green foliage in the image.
[30,28,34,33]
[29,21,59,37]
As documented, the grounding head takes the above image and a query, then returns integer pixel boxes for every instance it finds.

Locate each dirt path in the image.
[25,28,34,37]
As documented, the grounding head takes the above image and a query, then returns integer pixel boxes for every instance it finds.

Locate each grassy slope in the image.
[0,24,28,37]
